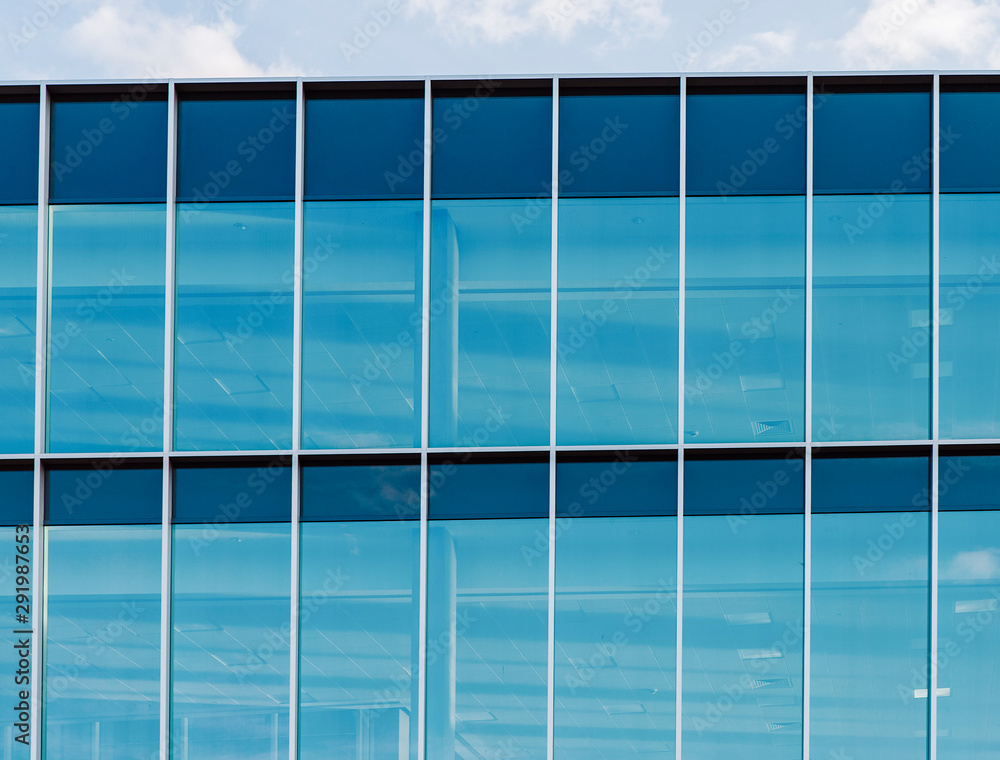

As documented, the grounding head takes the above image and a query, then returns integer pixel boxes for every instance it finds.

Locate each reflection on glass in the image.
[299,520,419,759]
[0,206,36,453]
[174,202,294,450]
[554,517,676,758]
[302,201,421,448]
[171,522,290,760]
[940,195,1000,439]
[557,199,678,445]
[429,200,551,447]
[426,518,548,760]
[48,205,165,452]
[813,195,931,441]
[685,197,805,443]
[44,525,160,760]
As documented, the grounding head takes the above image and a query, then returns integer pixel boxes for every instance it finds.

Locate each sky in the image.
[2,0,999,81]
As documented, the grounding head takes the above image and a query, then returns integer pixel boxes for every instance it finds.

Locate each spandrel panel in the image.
[0,205,37,453]
[940,90,1000,192]
[0,101,40,204]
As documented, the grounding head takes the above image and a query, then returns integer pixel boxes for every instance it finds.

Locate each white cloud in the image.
[703,28,797,71]
[839,0,1000,69]
[64,0,301,78]
[943,548,1000,580]
[405,0,670,46]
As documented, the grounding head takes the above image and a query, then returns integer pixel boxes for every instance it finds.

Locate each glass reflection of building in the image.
[0,73,997,760]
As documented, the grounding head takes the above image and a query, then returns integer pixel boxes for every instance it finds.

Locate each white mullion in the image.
[546,76,559,760]
[675,73,686,760]
[929,71,940,760]
[803,73,814,760]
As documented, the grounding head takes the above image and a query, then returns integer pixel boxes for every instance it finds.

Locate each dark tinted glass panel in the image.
[173,465,291,523]
[939,91,1000,192]
[556,457,676,517]
[558,92,678,196]
[428,460,548,519]
[684,455,803,516]
[939,454,1000,510]
[47,466,161,524]
[50,99,167,202]
[300,463,420,521]
[686,93,805,196]
[0,205,37,453]
[812,455,929,513]
[0,101,39,204]
[814,90,931,194]
[0,469,33,525]
[432,90,551,197]
[177,98,295,202]
[305,96,423,199]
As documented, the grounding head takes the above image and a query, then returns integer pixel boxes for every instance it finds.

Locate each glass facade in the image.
[0,74,996,760]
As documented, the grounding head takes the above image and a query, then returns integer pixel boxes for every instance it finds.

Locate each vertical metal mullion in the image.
[675,74,686,760]
[546,76,559,760]
[803,73,814,760]
[929,71,941,760]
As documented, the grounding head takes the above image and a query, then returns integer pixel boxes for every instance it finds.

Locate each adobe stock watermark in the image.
[340,0,403,62]
[8,0,68,52]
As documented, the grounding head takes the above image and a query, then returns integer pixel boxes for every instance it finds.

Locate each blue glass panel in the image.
[557,198,679,445]
[556,457,676,517]
[812,456,929,513]
[426,518,548,759]
[173,465,291,523]
[937,510,1000,758]
[174,202,294,450]
[811,511,929,759]
[299,520,419,759]
[432,92,552,198]
[171,522,290,760]
[0,101,40,204]
[177,98,295,202]
[301,463,420,521]
[43,525,160,760]
[813,194,931,441]
[682,513,804,758]
[429,200,550,447]
[48,204,165,452]
[305,97,424,199]
[50,99,167,202]
[429,460,548,519]
[301,201,421,448]
[684,456,803,516]
[685,196,805,443]
[940,194,1000,438]
[939,454,1000,510]
[0,469,33,525]
[558,93,679,196]
[47,466,162,524]
[814,91,930,194]
[554,516,676,758]
[0,524,32,760]
[940,91,1000,192]
[0,205,37,453]
[686,93,806,196]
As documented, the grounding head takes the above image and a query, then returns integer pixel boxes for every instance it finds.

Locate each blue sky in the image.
[3,0,998,80]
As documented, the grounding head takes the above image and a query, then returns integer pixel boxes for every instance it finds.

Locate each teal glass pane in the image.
[937,509,1000,758]
[426,519,548,760]
[43,525,160,760]
[299,520,419,759]
[813,195,931,441]
[0,206,36,453]
[557,199,678,445]
[174,202,294,450]
[554,516,676,758]
[685,196,805,443]
[0,518,32,760]
[429,200,550,447]
[171,522,290,760]
[301,201,421,448]
[48,204,165,452]
[940,194,1000,439]
[811,511,929,759]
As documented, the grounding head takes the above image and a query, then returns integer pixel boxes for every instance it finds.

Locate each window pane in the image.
[812,455,929,513]
[940,453,1000,510]
[429,200,550,447]
[940,91,1000,192]
[686,93,806,196]
[301,201,421,448]
[432,91,551,198]
[683,455,804,516]
[814,90,931,194]
[557,199,678,445]
[0,100,39,204]
[47,466,162,524]
[305,96,424,199]
[300,463,420,521]
[50,99,167,203]
[558,92,679,196]
[48,204,165,452]
[43,525,160,760]
[174,202,294,450]
[0,205,37,453]
[428,460,549,519]
[813,195,931,441]
[173,465,291,523]
[177,98,295,202]
[685,196,805,443]
[556,457,677,517]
